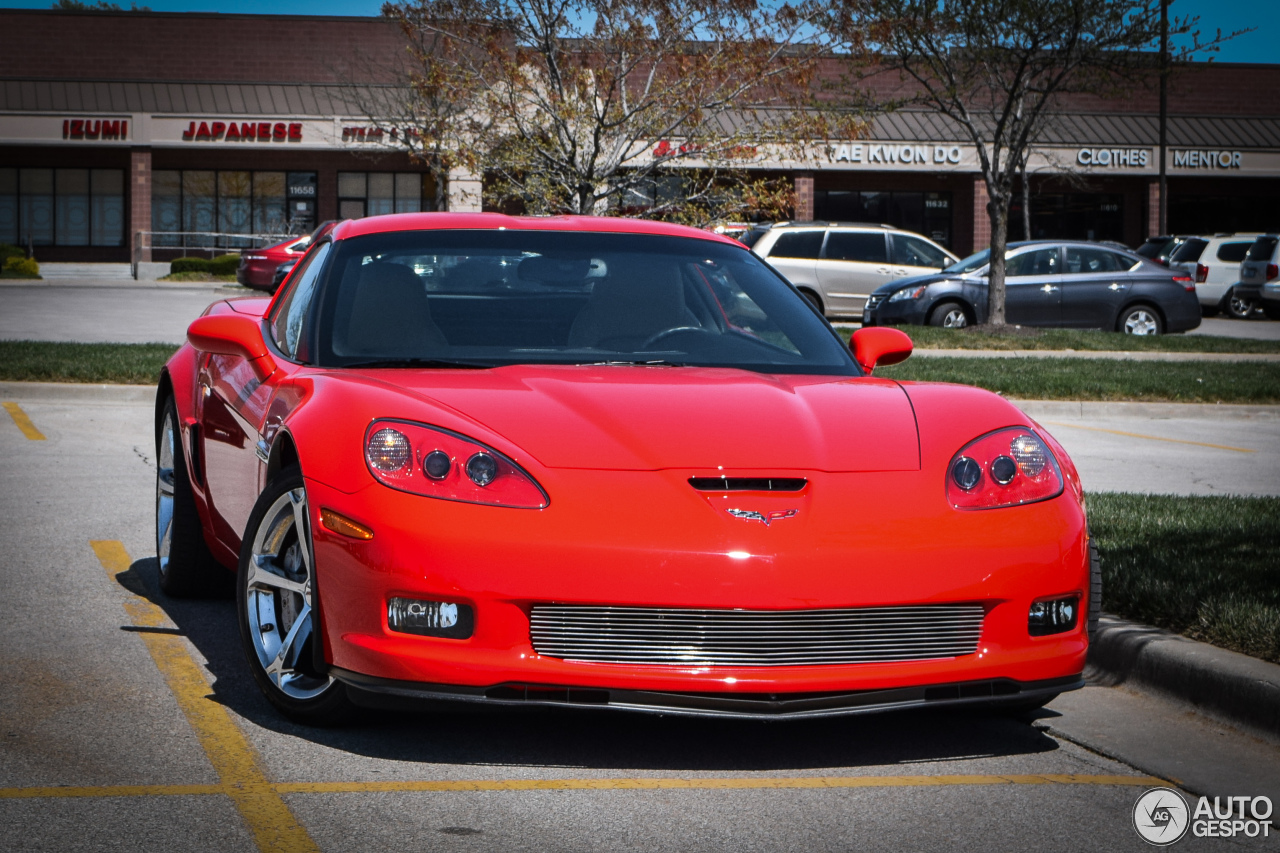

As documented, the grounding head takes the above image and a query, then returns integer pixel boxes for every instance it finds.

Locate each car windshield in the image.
[944,249,990,274]
[314,230,858,375]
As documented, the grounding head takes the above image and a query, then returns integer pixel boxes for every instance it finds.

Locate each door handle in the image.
[1109,282,1124,291]
[876,267,891,274]
[1040,284,1059,293]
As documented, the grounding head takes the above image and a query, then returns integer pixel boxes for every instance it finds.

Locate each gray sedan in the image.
[862,241,1202,335]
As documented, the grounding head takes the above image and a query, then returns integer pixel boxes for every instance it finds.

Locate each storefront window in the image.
[153,170,315,248]
[338,172,430,219]
[0,168,123,248]
[814,190,953,248]
[1012,193,1124,243]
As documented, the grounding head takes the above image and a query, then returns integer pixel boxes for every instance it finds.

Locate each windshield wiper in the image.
[589,359,690,367]
[340,357,492,370]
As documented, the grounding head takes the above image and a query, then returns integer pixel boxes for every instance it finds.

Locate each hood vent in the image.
[688,477,806,492]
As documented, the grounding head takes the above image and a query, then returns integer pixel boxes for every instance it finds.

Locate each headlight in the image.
[947,428,1063,510]
[887,285,927,302]
[364,419,548,509]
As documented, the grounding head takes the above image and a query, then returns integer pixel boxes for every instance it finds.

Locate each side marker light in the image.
[320,508,374,540]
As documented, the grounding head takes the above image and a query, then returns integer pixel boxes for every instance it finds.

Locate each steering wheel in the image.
[639,326,706,350]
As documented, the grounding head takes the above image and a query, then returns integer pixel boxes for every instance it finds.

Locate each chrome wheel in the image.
[156,407,177,580]
[244,488,332,701]
[1227,290,1256,320]
[940,308,968,328]
[1122,308,1160,335]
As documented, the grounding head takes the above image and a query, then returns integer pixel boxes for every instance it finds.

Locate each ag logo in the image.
[1133,787,1190,845]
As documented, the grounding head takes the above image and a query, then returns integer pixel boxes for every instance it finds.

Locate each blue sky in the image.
[4,0,1277,63]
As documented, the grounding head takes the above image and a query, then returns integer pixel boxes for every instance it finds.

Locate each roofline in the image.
[331,212,744,245]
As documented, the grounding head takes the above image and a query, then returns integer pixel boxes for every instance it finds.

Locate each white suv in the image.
[750,222,957,317]
[1167,233,1261,318]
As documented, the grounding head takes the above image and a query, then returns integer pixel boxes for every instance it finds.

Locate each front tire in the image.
[237,468,353,725]
[1118,304,1163,335]
[1224,288,1256,320]
[156,396,228,597]
[928,301,969,328]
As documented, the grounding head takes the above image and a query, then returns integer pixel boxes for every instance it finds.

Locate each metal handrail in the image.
[132,229,304,278]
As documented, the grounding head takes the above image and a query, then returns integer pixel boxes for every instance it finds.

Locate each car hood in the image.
[870,273,958,296]
[349,366,921,473]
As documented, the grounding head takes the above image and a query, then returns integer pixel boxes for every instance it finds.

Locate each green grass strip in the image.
[839,325,1280,353]
[1090,493,1280,663]
[876,357,1280,404]
[0,341,178,384]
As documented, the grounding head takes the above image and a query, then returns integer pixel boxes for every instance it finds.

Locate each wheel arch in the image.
[925,296,976,326]
[796,286,824,314]
[266,429,302,484]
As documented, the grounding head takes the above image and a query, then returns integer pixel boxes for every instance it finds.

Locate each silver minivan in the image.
[751,222,957,317]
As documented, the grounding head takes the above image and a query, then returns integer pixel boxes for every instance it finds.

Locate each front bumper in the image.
[863,296,924,326]
[306,468,1090,702]
[335,669,1083,719]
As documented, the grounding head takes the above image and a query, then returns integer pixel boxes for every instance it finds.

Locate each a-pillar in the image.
[1147,179,1162,238]
[130,147,151,275]
[793,172,814,221]
[447,168,483,212]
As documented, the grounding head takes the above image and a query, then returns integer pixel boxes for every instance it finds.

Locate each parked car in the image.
[237,220,338,291]
[1134,235,1189,267]
[1237,234,1280,320]
[271,259,297,291]
[863,240,1202,335]
[1167,234,1261,319]
[158,212,1094,725]
[749,222,958,317]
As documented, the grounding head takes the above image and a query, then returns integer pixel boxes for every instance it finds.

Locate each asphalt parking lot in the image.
[2,384,1278,853]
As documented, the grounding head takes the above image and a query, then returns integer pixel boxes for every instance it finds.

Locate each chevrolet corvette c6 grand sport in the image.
[156,212,1097,725]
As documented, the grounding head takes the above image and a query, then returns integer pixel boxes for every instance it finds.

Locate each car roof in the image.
[331,212,742,246]
[767,221,894,230]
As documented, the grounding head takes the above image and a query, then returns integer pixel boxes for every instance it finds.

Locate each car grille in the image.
[864,294,885,313]
[529,604,985,666]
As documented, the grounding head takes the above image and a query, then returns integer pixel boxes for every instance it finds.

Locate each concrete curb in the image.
[0,381,157,403]
[1012,399,1280,420]
[1087,615,1280,744]
[912,348,1280,362]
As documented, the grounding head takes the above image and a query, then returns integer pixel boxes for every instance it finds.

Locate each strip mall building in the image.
[2,8,1279,265]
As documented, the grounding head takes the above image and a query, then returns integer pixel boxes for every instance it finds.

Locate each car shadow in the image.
[118,556,1062,773]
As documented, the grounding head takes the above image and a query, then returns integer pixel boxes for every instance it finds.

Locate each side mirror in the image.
[851,327,912,374]
[187,314,277,381]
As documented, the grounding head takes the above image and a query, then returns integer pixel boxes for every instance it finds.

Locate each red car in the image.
[236,220,338,291]
[157,212,1096,725]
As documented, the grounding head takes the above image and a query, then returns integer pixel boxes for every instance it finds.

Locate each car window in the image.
[768,231,824,259]
[1216,242,1252,263]
[1246,237,1278,262]
[824,231,887,263]
[1170,238,1208,263]
[1064,247,1126,274]
[316,230,857,376]
[270,241,330,361]
[890,234,949,268]
[1007,248,1060,277]
[944,249,990,274]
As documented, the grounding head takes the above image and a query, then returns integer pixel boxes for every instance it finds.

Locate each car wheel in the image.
[156,396,229,598]
[928,301,968,328]
[1087,536,1102,643]
[798,288,823,314]
[1118,305,1163,335]
[1225,288,1256,320]
[238,467,353,725]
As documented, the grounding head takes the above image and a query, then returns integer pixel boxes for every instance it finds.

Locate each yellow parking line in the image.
[1042,421,1255,453]
[90,541,320,853]
[0,772,1166,800]
[3,402,45,440]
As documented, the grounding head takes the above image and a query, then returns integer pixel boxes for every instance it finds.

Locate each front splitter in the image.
[331,667,1083,720]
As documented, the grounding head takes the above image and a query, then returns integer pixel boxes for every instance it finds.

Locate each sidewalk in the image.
[914,348,1280,362]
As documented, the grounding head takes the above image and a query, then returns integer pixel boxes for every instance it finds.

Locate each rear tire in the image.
[1088,536,1102,643]
[1224,288,1256,320]
[1118,304,1163,335]
[237,467,354,725]
[798,288,823,314]
[928,301,969,328]
[156,396,229,598]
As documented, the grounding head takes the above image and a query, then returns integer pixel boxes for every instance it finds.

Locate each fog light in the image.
[1028,596,1079,636]
[387,597,474,638]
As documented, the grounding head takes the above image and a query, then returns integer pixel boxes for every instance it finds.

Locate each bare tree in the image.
[832,0,1238,326]
[382,0,860,223]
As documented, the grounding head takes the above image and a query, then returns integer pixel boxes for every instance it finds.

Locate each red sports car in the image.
[157,212,1096,725]
[236,220,338,291]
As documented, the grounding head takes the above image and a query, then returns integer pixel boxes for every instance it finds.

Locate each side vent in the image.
[188,423,204,486]
[688,477,806,492]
